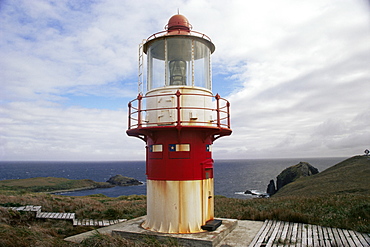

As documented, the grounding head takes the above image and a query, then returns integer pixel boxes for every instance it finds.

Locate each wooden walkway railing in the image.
[6,205,126,227]
[249,220,370,247]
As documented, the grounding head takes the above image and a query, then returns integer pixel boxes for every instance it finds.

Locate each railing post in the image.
[226,101,230,128]
[128,102,132,129]
[215,94,220,128]
[176,90,181,126]
[137,94,143,128]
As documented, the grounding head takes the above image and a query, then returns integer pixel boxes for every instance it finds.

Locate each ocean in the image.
[0,157,346,199]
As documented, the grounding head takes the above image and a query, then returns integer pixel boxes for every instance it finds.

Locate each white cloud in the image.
[0,0,369,160]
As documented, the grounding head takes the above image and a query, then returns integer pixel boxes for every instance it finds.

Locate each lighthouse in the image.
[127,14,232,233]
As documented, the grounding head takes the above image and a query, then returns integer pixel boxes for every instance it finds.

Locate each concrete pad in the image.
[64,216,264,247]
[216,220,264,246]
[113,217,238,247]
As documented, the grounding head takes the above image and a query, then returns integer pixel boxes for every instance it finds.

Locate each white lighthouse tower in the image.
[127,14,232,233]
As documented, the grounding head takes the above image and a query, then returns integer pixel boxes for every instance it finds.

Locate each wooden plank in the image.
[342,229,357,247]
[266,220,282,247]
[260,220,276,246]
[249,219,270,247]
[347,229,362,247]
[261,220,275,245]
[286,222,294,246]
[249,220,272,247]
[42,212,50,218]
[337,228,349,246]
[277,221,289,246]
[331,227,344,247]
[366,233,370,245]
[290,222,298,247]
[316,225,325,246]
[323,226,335,247]
[36,212,45,218]
[274,221,285,245]
[312,224,319,246]
[295,223,302,247]
[307,224,313,247]
[301,224,308,247]
[354,231,370,246]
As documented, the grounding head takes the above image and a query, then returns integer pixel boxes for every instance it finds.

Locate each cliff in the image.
[276,161,319,191]
[273,155,370,197]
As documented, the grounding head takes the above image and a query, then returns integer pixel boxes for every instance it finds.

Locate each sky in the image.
[1,0,369,161]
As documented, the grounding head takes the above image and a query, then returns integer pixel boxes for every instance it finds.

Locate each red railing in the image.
[127,90,230,130]
[145,29,213,43]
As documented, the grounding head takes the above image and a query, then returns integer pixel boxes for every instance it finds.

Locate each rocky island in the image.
[106,175,143,186]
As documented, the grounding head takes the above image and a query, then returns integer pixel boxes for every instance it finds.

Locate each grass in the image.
[0,177,112,193]
[214,194,370,233]
[0,193,368,246]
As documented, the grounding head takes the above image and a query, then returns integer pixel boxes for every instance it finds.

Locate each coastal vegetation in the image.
[0,177,113,193]
[0,155,369,246]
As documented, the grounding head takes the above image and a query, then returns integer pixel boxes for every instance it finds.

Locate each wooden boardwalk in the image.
[6,205,126,227]
[37,212,75,220]
[249,220,370,247]
[72,218,126,226]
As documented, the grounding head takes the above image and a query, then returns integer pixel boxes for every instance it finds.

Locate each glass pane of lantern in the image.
[193,40,211,90]
[147,39,165,91]
[167,38,192,86]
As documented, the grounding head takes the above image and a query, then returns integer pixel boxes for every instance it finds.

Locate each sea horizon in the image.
[0,156,349,198]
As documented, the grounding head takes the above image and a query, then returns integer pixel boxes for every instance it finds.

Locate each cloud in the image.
[0,101,145,160]
[0,0,369,160]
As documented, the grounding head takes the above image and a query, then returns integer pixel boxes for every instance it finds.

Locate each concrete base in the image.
[64,216,264,246]
[112,216,237,247]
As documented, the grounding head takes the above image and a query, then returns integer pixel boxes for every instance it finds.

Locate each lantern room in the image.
[144,14,214,91]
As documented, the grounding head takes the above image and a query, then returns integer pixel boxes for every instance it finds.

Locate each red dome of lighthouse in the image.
[166,14,192,33]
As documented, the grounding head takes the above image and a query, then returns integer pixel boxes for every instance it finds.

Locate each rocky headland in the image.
[266,161,319,196]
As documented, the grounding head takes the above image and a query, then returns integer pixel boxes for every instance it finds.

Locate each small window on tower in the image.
[150,144,163,152]
[206,144,212,152]
[169,144,190,152]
